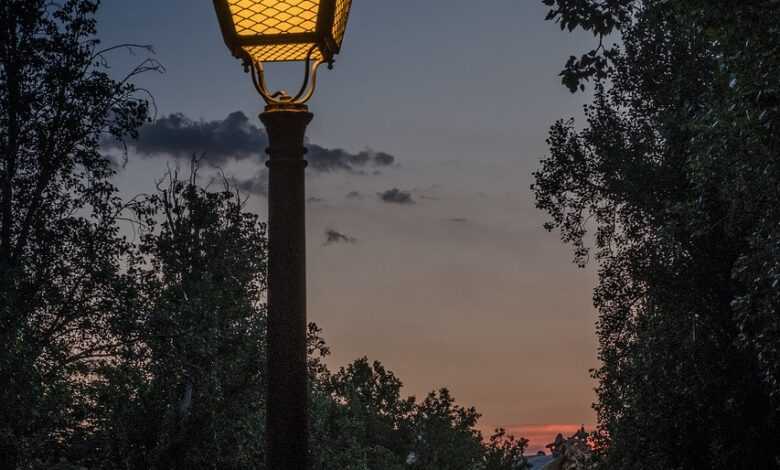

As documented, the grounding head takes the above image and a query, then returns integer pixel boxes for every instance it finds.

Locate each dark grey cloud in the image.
[378,188,415,205]
[373,153,395,166]
[346,191,363,200]
[306,146,396,173]
[118,111,398,174]
[447,217,469,223]
[324,229,357,246]
[308,197,325,203]
[131,112,267,165]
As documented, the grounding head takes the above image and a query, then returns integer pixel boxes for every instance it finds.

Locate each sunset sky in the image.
[99,0,598,453]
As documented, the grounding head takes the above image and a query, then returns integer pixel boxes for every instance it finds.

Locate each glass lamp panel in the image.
[243,43,323,62]
[228,0,320,36]
[331,0,352,47]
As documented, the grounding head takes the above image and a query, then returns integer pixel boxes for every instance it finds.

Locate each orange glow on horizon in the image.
[480,424,594,454]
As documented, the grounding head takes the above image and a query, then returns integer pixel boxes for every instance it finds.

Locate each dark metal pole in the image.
[261,103,313,470]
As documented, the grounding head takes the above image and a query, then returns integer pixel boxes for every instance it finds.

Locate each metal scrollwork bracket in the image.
[244,45,328,106]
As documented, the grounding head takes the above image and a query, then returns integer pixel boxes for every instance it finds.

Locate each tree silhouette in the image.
[536,0,780,468]
[80,160,269,469]
[0,1,153,466]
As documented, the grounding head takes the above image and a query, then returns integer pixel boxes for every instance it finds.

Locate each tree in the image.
[0,0,151,466]
[535,0,780,468]
[481,429,530,470]
[408,388,485,470]
[312,358,531,470]
[312,357,416,470]
[81,161,269,469]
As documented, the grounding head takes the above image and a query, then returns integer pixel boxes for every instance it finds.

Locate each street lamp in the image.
[214,0,352,105]
[212,1,353,469]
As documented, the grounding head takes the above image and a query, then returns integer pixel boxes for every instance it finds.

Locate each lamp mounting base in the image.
[264,102,310,114]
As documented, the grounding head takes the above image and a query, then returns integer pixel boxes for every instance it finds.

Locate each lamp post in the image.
[212,2,352,468]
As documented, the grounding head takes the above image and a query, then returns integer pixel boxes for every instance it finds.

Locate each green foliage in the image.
[312,359,530,470]
[78,162,269,469]
[311,358,414,470]
[408,388,485,470]
[481,429,530,470]
[0,0,151,467]
[536,0,780,468]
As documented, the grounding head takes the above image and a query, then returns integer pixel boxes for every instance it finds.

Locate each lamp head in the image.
[213,0,352,65]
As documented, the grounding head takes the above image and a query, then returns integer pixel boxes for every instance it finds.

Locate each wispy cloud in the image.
[306,147,396,173]
[235,169,268,197]
[378,188,415,205]
[324,229,358,246]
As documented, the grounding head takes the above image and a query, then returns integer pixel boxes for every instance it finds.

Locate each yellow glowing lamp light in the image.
[213,0,353,105]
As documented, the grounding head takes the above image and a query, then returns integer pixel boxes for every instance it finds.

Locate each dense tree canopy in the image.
[0,0,150,466]
[77,163,270,469]
[535,0,780,468]
[312,358,530,470]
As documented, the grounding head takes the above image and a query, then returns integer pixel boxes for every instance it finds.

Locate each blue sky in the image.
[99,0,598,451]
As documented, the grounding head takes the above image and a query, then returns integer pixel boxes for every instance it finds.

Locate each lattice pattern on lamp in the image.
[228,0,320,35]
[244,43,323,62]
[332,0,352,47]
